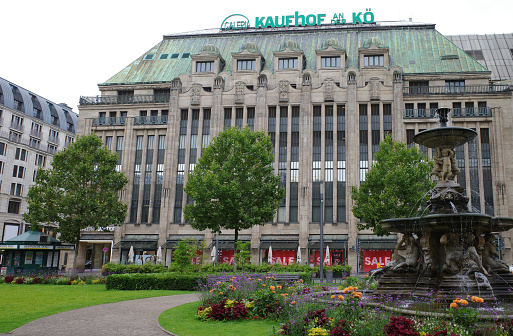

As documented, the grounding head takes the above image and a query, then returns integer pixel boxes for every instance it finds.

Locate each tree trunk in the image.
[233,229,238,273]
[72,233,80,270]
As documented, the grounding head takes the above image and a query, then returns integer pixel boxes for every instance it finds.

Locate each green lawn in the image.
[0,283,192,333]
[159,302,281,336]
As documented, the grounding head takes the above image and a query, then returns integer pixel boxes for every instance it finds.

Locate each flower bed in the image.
[196,273,513,336]
[2,274,106,285]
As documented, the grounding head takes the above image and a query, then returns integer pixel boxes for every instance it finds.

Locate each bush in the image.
[102,262,167,275]
[106,272,205,290]
[384,316,419,336]
[4,275,14,283]
[15,277,25,284]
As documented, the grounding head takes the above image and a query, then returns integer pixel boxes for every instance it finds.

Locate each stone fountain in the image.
[374,108,513,302]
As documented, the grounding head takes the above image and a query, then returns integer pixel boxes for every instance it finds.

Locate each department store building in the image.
[76,15,513,272]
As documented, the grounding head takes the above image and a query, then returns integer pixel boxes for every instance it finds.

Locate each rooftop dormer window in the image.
[237,60,256,71]
[278,58,298,69]
[364,55,384,67]
[321,56,341,68]
[196,61,214,73]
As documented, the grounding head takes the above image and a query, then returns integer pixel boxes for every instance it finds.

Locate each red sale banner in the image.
[361,250,393,272]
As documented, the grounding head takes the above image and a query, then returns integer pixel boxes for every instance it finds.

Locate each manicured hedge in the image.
[102,262,167,275]
[106,273,205,291]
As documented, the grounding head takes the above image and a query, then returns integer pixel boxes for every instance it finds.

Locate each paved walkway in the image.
[2,293,200,336]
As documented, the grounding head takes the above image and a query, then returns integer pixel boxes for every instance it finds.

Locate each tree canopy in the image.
[351,135,435,235]
[184,126,285,246]
[23,134,129,266]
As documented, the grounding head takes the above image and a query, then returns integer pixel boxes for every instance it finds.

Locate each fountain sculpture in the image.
[375,108,513,302]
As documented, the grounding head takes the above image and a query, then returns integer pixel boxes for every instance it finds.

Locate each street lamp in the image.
[319,180,324,283]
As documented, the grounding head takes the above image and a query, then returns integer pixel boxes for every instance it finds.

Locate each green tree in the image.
[351,135,435,235]
[23,134,129,268]
[184,126,285,269]
[234,241,251,270]
[171,239,202,273]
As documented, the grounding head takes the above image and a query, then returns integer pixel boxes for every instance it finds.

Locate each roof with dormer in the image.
[0,77,78,133]
[100,21,489,86]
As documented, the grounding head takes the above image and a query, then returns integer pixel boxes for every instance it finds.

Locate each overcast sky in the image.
[1,0,511,113]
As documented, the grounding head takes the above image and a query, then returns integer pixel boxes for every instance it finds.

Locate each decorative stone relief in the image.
[279,80,289,102]
[347,72,357,85]
[302,73,311,86]
[214,76,225,90]
[171,78,182,92]
[191,84,202,105]
[369,77,380,100]
[324,79,335,101]
[235,81,245,104]
[258,74,268,88]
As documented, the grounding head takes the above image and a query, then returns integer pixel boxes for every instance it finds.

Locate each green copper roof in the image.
[101,23,488,86]
[5,231,61,244]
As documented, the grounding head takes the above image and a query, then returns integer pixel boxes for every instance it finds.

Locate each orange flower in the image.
[262,284,266,287]
[291,301,296,305]
[209,289,215,292]
[353,292,362,299]
[300,279,303,283]
[272,291,275,294]
[270,286,276,291]
[450,302,458,309]
[277,285,282,290]
[471,296,484,303]
[331,295,335,299]
[280,293,288,297]
[460,299,468,305]
[338,295,345,301]
[342,288,350,294]
[453,299,461,304]
[220,292,223,295]
[258,279,262,281]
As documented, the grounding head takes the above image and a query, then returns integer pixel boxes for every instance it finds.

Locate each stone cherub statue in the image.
[482,233,510,273]
[433,148,459,181]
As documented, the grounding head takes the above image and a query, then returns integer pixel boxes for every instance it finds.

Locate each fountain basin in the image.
[413,127,477,148]
[381,214,513,234]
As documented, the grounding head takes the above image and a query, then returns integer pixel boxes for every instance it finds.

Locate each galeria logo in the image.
[220,14,251,30]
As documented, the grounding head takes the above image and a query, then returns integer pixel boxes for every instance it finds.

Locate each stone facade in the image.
[76,22,513,271]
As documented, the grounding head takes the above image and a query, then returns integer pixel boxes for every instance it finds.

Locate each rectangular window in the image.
[8,200,21,214]
[364,55,384,66]
[237,60,255,71]
[15,148,27,161]
[0,161,4,174]
[196,61,214,72]
[35,154,46,167]
[446,80,465,93]
[321,56,340,68]
[105,136,113,150]
[12,165,25,178]
[0,142,5,156]
[278,58,298,69]
[10,183,23,196]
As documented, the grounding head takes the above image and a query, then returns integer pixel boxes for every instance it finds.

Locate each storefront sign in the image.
[0,244,18,249]
[19,245,54,250]
[311,250,345,266]
[221,9,374,30]
[361,250,393,272]
[219,249,234,264]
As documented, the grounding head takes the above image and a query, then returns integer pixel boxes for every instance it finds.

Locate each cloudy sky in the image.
[1,0,511,113]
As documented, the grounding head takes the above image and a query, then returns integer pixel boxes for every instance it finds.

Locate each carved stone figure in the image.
[235,81,245,104]
[279,80,289,102]
[392,233,420,272]
[382,235,406,272]
[191,83,202,105]
[482,233,510,273]
[441,232,488,275]
[370,78,380,100]
[324,79,334,101]
[433,147,459,181]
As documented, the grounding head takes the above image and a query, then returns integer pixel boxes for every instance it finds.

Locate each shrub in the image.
[106,272,205,290]
[102,262,167,275]
[31,277,41,284]
[206,298,249,321]
[4,275,14,283]
[384,316,419,336]
[15,277,25,284]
